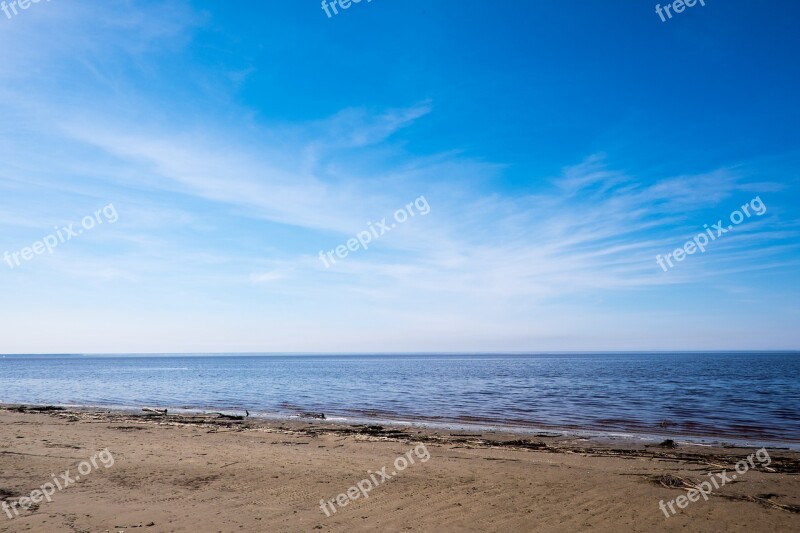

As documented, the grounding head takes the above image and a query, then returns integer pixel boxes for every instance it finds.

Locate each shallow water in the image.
[1,352,798,443]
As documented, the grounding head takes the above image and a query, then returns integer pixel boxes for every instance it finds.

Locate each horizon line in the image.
[2,350,800,357]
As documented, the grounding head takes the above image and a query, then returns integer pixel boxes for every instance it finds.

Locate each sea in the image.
[1,352,798,447]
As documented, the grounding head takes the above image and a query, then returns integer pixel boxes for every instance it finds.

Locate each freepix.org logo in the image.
[2,449,115,520]
[655,196,765,272]
[1,0,53,21]
[321,0,373,19]
[3,204,119,270]
[655,0,707,23]
[318,196,430,268]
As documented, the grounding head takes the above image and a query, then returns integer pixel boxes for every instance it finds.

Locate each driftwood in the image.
[142,408,168,415]
[29,406,65,412]
[209,412,246,421]
[653,473,699,490]
[300,412,326,420]
[721,493,800,513]
[9,405,64,413]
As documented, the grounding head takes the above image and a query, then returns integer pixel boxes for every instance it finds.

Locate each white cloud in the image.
[249,271,285,284]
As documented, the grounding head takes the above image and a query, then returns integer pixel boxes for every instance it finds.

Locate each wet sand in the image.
[0,407,798,532]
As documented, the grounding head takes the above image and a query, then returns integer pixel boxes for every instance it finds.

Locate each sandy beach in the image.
[3,1,799,531]
[0,407,798,532]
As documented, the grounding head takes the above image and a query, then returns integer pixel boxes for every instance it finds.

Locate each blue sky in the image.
[0,0,798,353]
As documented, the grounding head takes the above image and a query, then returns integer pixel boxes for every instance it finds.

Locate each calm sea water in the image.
[1,353,798,444]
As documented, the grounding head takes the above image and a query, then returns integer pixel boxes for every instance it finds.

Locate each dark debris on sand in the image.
[4,405,800,474]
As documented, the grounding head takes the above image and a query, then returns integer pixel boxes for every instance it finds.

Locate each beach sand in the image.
[0,407,798,532]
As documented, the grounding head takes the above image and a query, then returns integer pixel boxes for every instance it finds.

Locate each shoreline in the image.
[4,404,800,467]
[3,401,799,452]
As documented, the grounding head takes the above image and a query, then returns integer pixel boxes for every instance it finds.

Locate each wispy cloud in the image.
[0,0,798,352]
